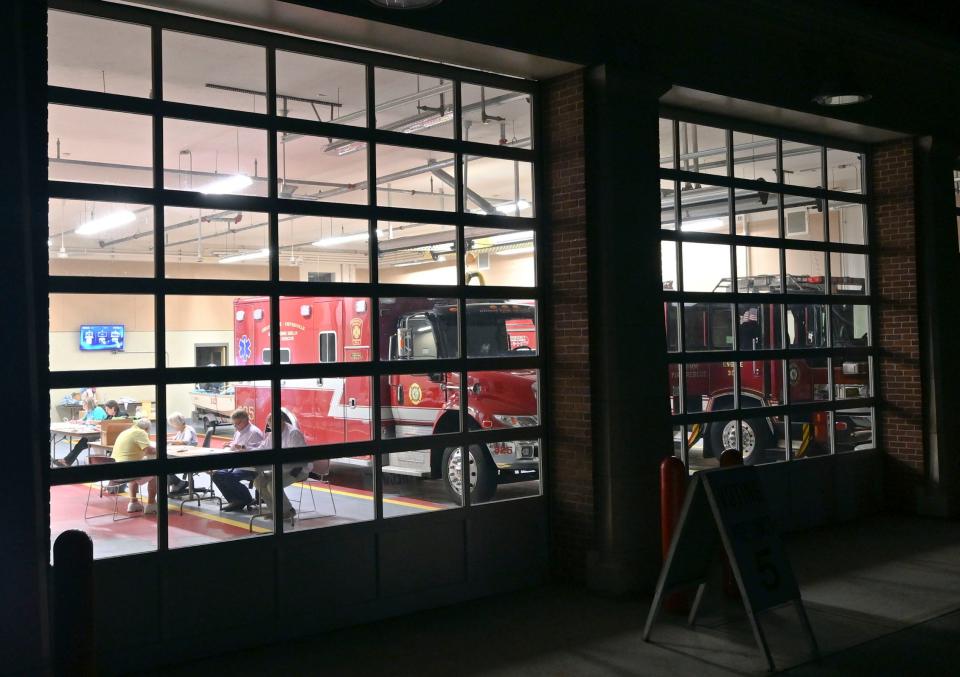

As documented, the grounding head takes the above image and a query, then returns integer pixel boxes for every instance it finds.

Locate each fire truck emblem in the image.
[238,335,252,363]
[350,318,363,345]
[409,382,423,405]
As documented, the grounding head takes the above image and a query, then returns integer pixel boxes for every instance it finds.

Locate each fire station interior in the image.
[46,8,541,556]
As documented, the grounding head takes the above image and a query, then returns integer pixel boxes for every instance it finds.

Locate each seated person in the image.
[252,411,312,520]
[111,418,158,514]
[55,398,123,468]
[211,409,265,512]
[166,412,198,495]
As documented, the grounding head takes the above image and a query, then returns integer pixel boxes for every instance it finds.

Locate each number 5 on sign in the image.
[642,466,820,672]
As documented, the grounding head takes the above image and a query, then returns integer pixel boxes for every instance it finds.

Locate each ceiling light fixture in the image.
[218,248,270,264]
[494,199,531,215]
[75,210,136,236]
[479,230,534,246]
[313,229,384,248]
[496,246,535,256]
[813,80,872,107]
[369,0,443,9]
[199,174,253,195]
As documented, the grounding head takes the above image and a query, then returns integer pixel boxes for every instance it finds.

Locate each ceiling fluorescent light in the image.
[312,230,382,248]
[494,199,531,214]
[369,0,443,9]
[219,248,270,264]
[683,218,724,231]
[482,230,534,246]
[75,210,136,236]
[394,260,427,267]
[199,174,253,195]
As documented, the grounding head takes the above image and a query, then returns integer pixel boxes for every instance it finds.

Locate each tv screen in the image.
[79,324,125,352]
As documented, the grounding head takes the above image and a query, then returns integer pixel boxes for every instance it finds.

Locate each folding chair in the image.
[293,460,337,525]
[83,456,144,522]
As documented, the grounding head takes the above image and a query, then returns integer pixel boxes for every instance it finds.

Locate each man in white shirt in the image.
[211,409,265,512]
[253,411,313,520]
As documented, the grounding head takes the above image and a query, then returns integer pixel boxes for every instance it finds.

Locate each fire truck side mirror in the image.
[428,372,444,383]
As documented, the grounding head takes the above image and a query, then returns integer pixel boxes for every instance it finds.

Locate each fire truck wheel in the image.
[710,419,769,465]
[442,444,496,503]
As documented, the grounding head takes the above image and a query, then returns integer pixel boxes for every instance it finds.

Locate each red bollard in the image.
[660,456,688,612]
[719,448,743,600]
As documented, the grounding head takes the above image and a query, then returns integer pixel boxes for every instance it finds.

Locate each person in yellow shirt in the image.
[112,418,157,514]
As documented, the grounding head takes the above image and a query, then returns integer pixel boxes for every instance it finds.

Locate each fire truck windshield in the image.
[435,304,536,358]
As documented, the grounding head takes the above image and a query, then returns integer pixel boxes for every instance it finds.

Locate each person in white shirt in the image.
[253,411,313,520]
[167,412,198,495]
[211,409,265,511]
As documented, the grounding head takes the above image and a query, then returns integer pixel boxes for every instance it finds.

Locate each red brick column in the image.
[543,70,593,581]
[872,139,924,508]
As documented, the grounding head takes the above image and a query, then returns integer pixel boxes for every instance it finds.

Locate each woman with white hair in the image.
[167,412,198,495]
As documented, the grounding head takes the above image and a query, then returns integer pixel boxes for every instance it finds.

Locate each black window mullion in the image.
[454,77,470,511]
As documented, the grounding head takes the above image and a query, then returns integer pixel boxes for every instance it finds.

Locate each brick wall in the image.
[543,70,593,581]
[872,139,924,508]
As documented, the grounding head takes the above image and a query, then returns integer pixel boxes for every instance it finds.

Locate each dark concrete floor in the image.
[140,513,960,676]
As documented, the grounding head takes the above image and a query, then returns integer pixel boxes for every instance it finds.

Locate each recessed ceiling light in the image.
[369,0,443,8]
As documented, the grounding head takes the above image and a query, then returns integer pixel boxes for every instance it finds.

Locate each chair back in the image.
[311,459,331,476]
[101,419,134,445]
[202,428,214,448]
[88,454,116,466]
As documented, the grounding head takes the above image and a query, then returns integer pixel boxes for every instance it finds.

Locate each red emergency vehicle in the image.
[229,296,539,502]
[669,275,873,462]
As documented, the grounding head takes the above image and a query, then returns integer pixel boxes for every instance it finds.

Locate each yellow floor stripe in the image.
[292,481,442,511]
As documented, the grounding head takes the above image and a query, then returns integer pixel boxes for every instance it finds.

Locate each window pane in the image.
[167,463,273,549]
[682,242,731,292]
[665,302,680,352]
[281,377,372,446]
[828,201,867,246]
[668,363,681,414]
[466,300,537,358]
[680,184,730,233]
[740,360,785,406]
[830,253,868,295]
[686,419,719,472]
[376,145,456,211]
[835,408,874,452]
[826,148,864,193]
[383,450,463,517]
[285,456,375,531]
[685,362,734,412]
[782,140,822,188]
[462,83,532,148]
[49,198,154,277]
[380,297,459,360]
[380,373,459,439]
[163,31,266,113]
[163,119,268,197]
[735,188,778,237]
[661,186,676,230]
[51,479,159,561]
[785,250,826,292]
[788,358,829,404]
[279,215,370,283]
[276,51,366,126]
[467,370,540,429]
[464,227,535,287]
[786,304,827,348]
[474,438,541,504]
[463,156,535,217]
[49,386,156,468]
[379,223,457,285]
[166,379,272,461]
[736,245,781,292]
[791,411,832,457]
[50,294,154,372]
[163,207,268,279]
[738,303,783,350]
[783,194,824,242]
[677,122,726,176]
[375,69,453,138]
[683,302,733,351]
[659,118,674,169]
[732,132,777,182]
[661,241,677,290]
[831,304,871,346]
[48,10,151,98]
[49,105,152,187]
[277,132,368,204]
[165,295,270,368]
[833,357,871,401]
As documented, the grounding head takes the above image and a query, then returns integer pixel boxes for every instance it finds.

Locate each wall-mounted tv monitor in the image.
[79,325,125,352]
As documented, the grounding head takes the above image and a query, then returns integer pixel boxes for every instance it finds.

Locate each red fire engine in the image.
[225,296,539,502]
[669,275,873,462]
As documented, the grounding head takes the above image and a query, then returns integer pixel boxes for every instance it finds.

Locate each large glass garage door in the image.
[659,114,876,470]
[46,1,543,558]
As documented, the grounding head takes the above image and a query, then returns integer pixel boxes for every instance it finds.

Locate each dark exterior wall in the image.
[872,140,925,508]
[543,70,594,581]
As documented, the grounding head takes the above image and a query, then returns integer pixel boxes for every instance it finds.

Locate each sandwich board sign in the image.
[642,465,819,671]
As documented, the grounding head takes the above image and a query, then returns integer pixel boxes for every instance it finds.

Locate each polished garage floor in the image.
[140,513,960,676]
